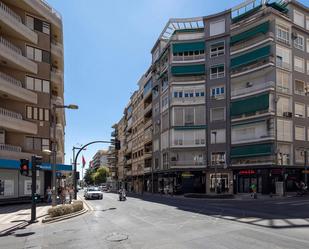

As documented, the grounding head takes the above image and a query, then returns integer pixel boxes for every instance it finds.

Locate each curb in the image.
[42,208,87,224]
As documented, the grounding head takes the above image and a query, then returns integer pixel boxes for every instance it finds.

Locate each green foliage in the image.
[84,168,95,185]
[47,201,83,218]
[92,166,109,184]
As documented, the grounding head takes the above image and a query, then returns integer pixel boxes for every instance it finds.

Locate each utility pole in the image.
[304,150,308,186]
[30,156,42,223]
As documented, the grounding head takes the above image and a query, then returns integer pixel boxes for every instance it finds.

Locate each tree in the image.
[84,168,95,185]
[92,166,109,185]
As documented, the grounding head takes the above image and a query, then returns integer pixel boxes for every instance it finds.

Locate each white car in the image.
[84,187,103,200]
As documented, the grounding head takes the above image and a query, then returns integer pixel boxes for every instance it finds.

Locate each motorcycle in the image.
[118,191,126,201]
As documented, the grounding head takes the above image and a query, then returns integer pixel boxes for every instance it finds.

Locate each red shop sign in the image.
[239,170,256,175]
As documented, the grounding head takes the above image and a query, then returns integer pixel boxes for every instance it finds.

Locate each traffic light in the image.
[111,139,121,150]
[20,159,29,176]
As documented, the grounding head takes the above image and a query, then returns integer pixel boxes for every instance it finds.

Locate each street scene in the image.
[1,0,309,248]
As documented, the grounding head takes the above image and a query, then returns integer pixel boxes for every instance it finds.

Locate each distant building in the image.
[92,150,108,169]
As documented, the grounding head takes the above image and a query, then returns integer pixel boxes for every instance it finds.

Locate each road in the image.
[1,192,309,249]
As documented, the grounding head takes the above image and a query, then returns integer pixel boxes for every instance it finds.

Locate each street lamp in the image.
[51,104,78,206]
[72,145,86,199]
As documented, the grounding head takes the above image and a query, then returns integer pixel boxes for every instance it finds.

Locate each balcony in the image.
[51,68,63,90]
[170,159,206,168]
[144,103,152,116]
[0,107,37,134]
[231,81,275,99]
[144,127,152,143]
[171,96,205,106]
[0,143,33,160]
[56,151,64,164]
[172,54,205,63]
[171,64,205,76]
[144,150,152,159]
[231,93,272,119]
[0,36,37,73]
[51,95,64,106]
[0,71,37,104]
[231,143,274,159]
[0,1,37,43]
[144,119,152,129]
[51,41,63,59]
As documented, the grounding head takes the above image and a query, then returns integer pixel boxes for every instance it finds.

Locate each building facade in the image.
[92,149,108,169]
[0,0,68,201]
[113,0,309,195]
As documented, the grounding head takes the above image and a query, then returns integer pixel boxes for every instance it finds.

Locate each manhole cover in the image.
[105,232,128,242]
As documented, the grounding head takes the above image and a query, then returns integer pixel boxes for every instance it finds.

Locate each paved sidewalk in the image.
[0,204,49,234]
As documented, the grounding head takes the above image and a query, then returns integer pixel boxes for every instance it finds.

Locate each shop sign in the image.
[239,170,256,175]
[302,170,309,174]
[271,169,283,175]
[182,172,193,178]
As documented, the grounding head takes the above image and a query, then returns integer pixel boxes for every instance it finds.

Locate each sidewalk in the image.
[0,204,50,235]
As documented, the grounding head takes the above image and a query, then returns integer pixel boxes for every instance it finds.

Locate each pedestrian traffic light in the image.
[20,159,29,176]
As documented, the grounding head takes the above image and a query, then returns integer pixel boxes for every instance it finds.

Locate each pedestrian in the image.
[46,186,52,204]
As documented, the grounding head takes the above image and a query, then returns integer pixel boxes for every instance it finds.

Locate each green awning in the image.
[171,64,205,76]
[172,42,205,53]
[231,93,269,117]
[266,2,288,13]
[174,125,207,130]
[230,21,269,45]
[230,45,271,70]
[231,143,273,158]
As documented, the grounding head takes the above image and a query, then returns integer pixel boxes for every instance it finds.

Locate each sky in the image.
[47,0,307,174]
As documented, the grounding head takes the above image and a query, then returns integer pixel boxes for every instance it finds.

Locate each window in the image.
[307,17,309,30]
[210,107,225,122]
[184,107,194,125]
[294,80,306,95]
[295,126,305,141]
[26,46,50,63]
[277,119,292,142]
[276,45,291,70]
[307,39,309,53]
[276,70,291,93]
[276,25,290,44]
[294,56,305,73]
[307,60,309,75]
[277,96,291,116]
[210,42,224,58]
[210,65,225,79]
[210,19,225,36]
[172,106,205,126]
[211,129,226,144]
[295,103,305,118]
[308,127,309,141]
[211,152,226,165]
[294,10,304,27]
[25,76,50,93]
[25,137,50,151]
[26,15,50,35]
[210,86,225,99]
[26,106,50,121]
[172,130,205,147]
[294,34,304,50]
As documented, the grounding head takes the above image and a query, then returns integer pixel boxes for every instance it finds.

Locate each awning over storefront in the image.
[0,158,72,171]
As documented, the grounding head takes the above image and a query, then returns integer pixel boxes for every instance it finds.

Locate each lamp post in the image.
[51,104,78,206]
[211,131,218,194]
[72,145,86,199]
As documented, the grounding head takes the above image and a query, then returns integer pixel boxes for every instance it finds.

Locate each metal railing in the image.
[0,143,21,152]
[0,107,22,119]
[170,159,206,167]
[0,1,22,23]
[0,36,22,55]
[173,54,204,62]
[231,81,275,97]
[0,72,22,87]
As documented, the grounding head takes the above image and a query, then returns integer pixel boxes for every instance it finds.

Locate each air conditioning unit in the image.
[246,82,253,88]
[291,32,298,40]
[283,112,292,117]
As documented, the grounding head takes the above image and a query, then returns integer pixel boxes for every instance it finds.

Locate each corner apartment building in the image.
[113,0,309,195]
[0,0,68,201]
[92,149,108,169]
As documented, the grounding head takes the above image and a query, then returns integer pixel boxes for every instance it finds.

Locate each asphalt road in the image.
[1,192,309,249]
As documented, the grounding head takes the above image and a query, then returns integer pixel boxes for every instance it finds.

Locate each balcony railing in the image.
[0,36,22,55]
[0,107,22,120]
[0,71,22,87]
[0,143,21,152]
[170,159,206,167]
[0,2,21,23]
[144,127,152,142]
[231,81,275,97]
[144,119,152,129]
[51,41,63,57]
[172,54,205,62]
[144,103,152,115]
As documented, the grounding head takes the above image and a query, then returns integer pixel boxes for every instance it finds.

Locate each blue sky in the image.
[47,0,306,173]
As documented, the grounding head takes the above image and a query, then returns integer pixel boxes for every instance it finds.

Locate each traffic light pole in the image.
[31,156,37,223]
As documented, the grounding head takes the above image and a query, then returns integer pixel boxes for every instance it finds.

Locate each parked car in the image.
[84,187,103,200]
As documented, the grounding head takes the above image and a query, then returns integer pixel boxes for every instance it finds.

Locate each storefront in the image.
[0,158,72,201]
[206,170,233,194]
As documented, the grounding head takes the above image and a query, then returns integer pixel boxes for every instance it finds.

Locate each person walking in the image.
[46,186,52,204]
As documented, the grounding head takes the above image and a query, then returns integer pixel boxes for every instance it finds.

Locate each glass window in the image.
[42,22,50,35]
[34,48,42,62]
[294,56,305,73]
[44,109,49,121]
[295,80,306,95]
[295,126,305,141]
[277,119,292,142]
[174,92,178,98]
[210,65,225,79]
[294,34,304,50]
[307,17,309,30]
[26,76,34,90]
[42,139,49,151]
[294,10,304,27]
[200,92,204,97]
[276,70,291,93]
[307,60,309,75]
[211,129,226,144]
[26,16,34,30]
[276,45,291,70]
[295,103,305,118]
[276,25,289,44]
[33,107,38,120]
[277,96,291,116]
[26,46,34,60]
[34,78,42,91]
[210,19,225,36]
[42,80,50,93]
[307,39,309,53]
[211,107,225,121]
[39,108,44,121]
[34,138,41,151]
[27,106,32,119]
[179,92,183,98]
[210,42,225,57]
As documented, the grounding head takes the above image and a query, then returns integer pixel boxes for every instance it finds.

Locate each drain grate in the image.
[105,232,128,242]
